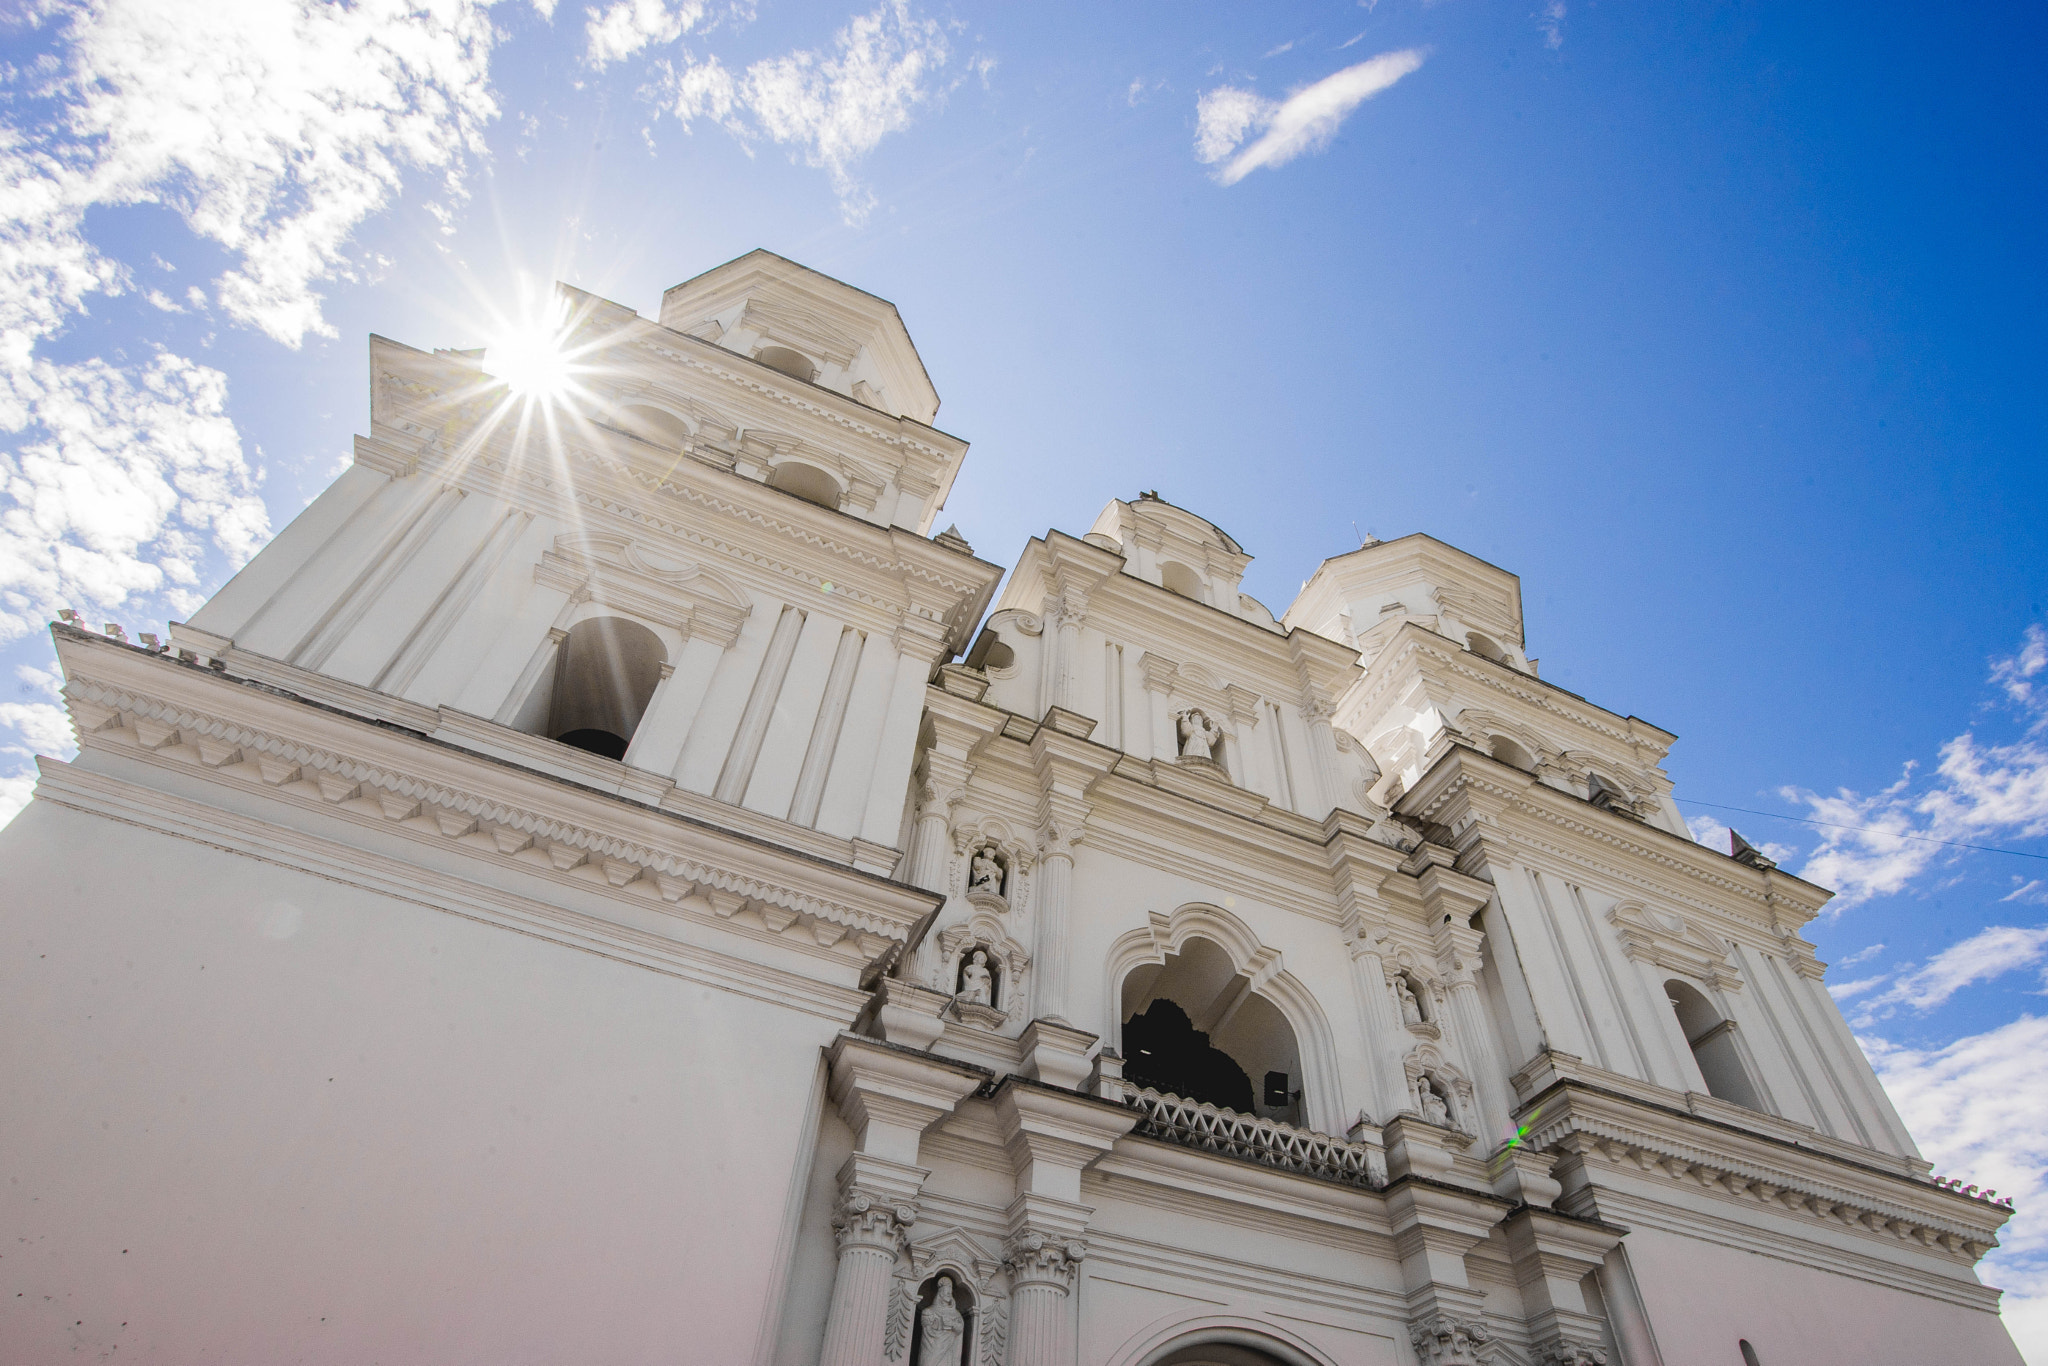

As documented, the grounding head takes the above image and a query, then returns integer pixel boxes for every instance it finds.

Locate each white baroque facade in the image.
[0,250,2025,1366]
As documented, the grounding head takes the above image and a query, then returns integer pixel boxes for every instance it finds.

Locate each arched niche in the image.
[754,344,817,382]
[1465,630,1508,663]
[766,457,844,510]
[539,616,667,760]
[1106,905,1345,1134]
[616,403,692,450]
[1159,560,1207,604]
[1488,735,1536,772]
[1667,978,1765,1111]
[905,1271,975,1366]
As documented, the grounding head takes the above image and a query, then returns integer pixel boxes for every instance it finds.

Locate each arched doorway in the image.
[1151,1348,1291,1366]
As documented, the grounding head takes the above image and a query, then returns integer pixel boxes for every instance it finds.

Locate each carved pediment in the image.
[1607,900,1742,991]
[536,535,752,647]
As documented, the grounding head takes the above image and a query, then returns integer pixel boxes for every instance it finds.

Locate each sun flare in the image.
[482,306,576,402]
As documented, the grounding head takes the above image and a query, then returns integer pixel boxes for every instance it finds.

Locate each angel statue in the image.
[968,846,1004,896]
[917,1275,966,1365]
[1177,708,1223,760]
[959,950,994,1007]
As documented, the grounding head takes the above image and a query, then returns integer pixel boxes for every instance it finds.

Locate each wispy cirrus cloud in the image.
[1831,922,2048,1024]
[1193,48,1424,186]
[1791,625,2048,908]
[654,0,975,225]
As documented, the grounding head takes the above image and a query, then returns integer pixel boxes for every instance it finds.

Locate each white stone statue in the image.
[968,846,1003,896]
[918,1275,966,1365]
[1395,975,1424,1026]
[1177,708,1223,760]
[1418,1079,1451,1128]
[959,950,993,1006]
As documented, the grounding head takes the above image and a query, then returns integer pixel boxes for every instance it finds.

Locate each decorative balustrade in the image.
[1119,1086,1387,1189]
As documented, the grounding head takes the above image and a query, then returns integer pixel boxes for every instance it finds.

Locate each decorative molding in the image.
[535,533,751,647]
[1607,900,1743,991]
[1002,1228,1086,1292]
[1409,1312,1494,1366]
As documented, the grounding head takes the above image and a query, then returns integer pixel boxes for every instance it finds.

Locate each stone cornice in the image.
[31,759,873,1024]
[1342,626,1675,765]
[56,631,939,955]
[1518,1073,2012,1262]
[1399,748,1833,944]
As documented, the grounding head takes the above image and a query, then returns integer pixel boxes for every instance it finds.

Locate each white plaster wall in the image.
[0,800,837,1366]
[1621,1223,2024,1366]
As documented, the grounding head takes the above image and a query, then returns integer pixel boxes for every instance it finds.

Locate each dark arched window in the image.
[542,617,666,760]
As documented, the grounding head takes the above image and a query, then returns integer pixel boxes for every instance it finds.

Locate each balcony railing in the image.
[1119,1085,1387,1190]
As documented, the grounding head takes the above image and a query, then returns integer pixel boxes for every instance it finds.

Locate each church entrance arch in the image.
[1109,1315,1342,1366]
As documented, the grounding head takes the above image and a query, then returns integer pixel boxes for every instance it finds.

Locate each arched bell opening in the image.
[541,616,667,760]
[1119,936,1304,1125]
[1667,978,1764,1111]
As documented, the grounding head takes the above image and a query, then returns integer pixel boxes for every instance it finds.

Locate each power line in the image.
[1677,798,2048,863]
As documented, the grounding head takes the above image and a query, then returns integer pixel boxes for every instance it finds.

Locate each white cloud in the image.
[584,0,707,69]
[1836,923,2048,1025]
[656,0,960,224]
[1994,624,2047,713]
[0,352,268,641]
[1793,628,2048,908]
[0,0,517,653]
[1192,49,1425,187]
[1835,941,1886,968]
[1684,811,1792,863]
[1864,1016,2048,1358]
[39,0,504,348]
[0,766,35,831]
[1536,1,1567,51]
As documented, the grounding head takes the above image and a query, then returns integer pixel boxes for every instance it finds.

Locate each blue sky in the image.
[2,0,2044,1351]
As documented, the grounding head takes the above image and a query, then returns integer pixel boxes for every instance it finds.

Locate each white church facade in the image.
[0,251,2024,1365]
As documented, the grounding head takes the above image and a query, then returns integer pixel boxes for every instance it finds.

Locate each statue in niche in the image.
[1395,975,1424,1026]
[1178,708,1223,760]
[968,846,1004,897]
[1418,1078,1452,1129]
[917,1275,966,1366]
[959,950,994,1007]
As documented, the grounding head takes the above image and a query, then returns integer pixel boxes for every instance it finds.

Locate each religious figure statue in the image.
[917,1275,966,1365]
[1395,975,1424,1026]
[968,846,1003,896]
[1177,708,1223,760]
[959,950,993,1007]
[1418,1079,1452,1128]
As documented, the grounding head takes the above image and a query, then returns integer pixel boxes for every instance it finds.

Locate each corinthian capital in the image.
[1003,1228,1086,1291]
[1409,1312,1493,1366]
[1537,1340,1608,1366]
[1045,591,1088,632]
[832,1187,918,1254]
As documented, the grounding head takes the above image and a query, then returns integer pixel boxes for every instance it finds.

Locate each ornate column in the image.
[1003,1229,1087,1366]
[1347,917,1415,1123]
[1419,860,1514,1146]
[820,1179,919,1366]
[993,1082,1137,1366]
[1301,692,1347,815]
[817,1036,983,1366]
[1031,821,1078,1023]
[1045,589,1088,714]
